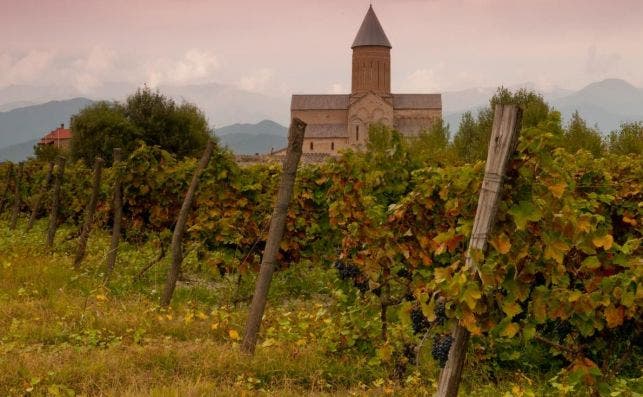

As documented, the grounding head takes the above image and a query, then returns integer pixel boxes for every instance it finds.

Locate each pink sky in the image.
[2,0,642,96]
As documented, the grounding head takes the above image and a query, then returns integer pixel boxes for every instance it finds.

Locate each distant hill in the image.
[0,139,38,162]
[551,79,643,132]
[0,98,93,149]
[443,79,643,134]
[217,120,287,154]
[0,82,290,127]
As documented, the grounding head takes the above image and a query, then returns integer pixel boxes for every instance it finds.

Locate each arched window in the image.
[310,141,314,151]
[356,125,360,141]
[331,142,335,151]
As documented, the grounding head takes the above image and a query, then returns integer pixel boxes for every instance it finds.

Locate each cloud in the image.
[585,45,621,77]
[70,46,117,93]
[0,50,55,86]
[405,68,440,91]
[238,68,275,92]
[145,49,220,87]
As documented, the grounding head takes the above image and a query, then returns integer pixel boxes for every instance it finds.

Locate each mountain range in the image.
[1,78,642,162]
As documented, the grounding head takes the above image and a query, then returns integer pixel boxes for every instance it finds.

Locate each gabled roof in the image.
[39,126,72,144]
[291,95,349,110]
[393,94,442,109]
[351,5,392,49]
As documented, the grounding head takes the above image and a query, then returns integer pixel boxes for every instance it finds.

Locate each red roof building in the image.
[38,123,73,149]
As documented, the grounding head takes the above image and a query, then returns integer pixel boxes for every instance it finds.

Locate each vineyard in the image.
[0,106,641,396]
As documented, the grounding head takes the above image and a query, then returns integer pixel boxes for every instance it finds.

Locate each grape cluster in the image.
[431,334,453,368]
[434,299,447,325]
[334,261,361,280]
[334,261,369,293]
[411,305,430,335]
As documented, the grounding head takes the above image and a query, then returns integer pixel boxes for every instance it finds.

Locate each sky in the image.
[2,0,642,98]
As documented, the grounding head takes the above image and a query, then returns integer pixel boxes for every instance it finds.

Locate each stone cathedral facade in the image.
[289,5,442,155]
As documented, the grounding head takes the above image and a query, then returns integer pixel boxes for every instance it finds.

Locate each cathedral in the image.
[290,5,442,155]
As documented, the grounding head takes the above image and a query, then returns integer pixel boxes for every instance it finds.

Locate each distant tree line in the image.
[34,86,642,165]
[418,87,643,165]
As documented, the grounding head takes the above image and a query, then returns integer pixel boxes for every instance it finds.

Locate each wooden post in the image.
[9,163,24,230]
[105,148,123,280]
[46,156,66,249]
[160,140,216,306]
[0,163,14,215]
[241,118,306,354]
[73,157,104,268]
[27,161,55,231]
[436,105,522,397]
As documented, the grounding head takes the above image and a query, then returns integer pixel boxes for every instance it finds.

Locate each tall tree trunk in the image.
[0,163,14,215]
[9,163,23,230]
[105,148,123,281]
[436,105,522,397]
[27,161,55,231]
[46,156,66,249]
[74,157,104,269]
[241,118,306,354]
[160,140,216,306]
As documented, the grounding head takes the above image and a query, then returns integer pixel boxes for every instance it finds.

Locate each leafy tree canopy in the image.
[70,87,211,165]
[608,121,643,155]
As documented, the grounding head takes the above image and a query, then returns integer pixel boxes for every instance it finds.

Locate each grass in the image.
[0,218,637,396]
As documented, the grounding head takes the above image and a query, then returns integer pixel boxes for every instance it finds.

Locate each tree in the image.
[124,87,210,159]
[70,87,210,165]
[70,102,138,166]
[608,121,643,155]
[451,88,555,164]
[451,112,483,163]
[409,118,452,166]
[562,111,605,157]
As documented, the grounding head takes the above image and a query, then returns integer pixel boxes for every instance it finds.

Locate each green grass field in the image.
[0,220,638,396]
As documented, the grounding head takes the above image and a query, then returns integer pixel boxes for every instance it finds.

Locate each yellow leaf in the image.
[210,322,219,330]
[260,338,276,347]
[604,306,624,328]
[622,215,637,226]
[95,294,108,302]
[228,329,240,340]
[592,234,614,250]
[502,302,522,318]
[576,216,592,234]
[461,284,481,310]
[490,233,512,254]
[500,322,520,338]
[544,240,570,265]
[548,182,566,198]
[461,311,481,335]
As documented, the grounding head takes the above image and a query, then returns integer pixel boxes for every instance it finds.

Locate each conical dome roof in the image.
[351,5,392,49]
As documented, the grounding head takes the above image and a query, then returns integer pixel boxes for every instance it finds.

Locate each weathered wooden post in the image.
[9,163,24,230]
[46,156,66,249]
[160,140,216,306]
[241,118,306,354]
[73,157,104,268]
[436,105,522,397]
[0,163,14,215]
[27,161,55,231]
[105,148,123,280]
